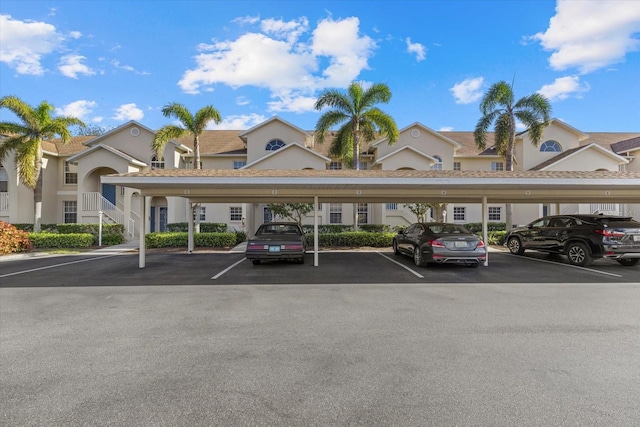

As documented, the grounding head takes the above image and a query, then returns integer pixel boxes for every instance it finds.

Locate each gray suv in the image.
[505,214,640,267]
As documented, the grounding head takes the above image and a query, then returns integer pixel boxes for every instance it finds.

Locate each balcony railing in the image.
[82,192,124,226]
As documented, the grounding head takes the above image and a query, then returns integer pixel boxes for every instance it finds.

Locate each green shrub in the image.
[12,223,34,232]
[359,224,391,233]
[302,224,353,234]
[28,232,94,249]
[0,221,32,254]
[145,232,237,248]
[234,230,247,245]
[464,222,506,233]
[55,223,124,245]
[305,232,395,248]
[167,222,228,232]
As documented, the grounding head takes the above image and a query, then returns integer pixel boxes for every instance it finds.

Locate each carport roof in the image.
[102,169,640,205]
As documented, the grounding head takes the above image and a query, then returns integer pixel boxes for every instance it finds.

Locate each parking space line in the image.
[0,255,119,278]
[376,252,424,278]
[503,253,623,278]
[211,257,247,280]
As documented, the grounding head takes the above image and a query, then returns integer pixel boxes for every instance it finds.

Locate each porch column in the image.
[139,196,149,268]
[188,200,194,254]
[482,196,489,267]
[314,195,319,267]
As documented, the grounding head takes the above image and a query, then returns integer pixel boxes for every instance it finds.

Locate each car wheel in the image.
[252,259,261,265]
[617,258,639,266]
[413,246,427,267]
[393,240,401,255]
[566,242,592,266]
[507,237,525,255]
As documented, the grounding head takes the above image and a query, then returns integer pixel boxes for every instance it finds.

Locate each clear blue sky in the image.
[1,0,639,133]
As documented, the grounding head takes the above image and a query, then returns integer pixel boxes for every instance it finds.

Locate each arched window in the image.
[151,156,165,170]
[430,155,443,171]
[0,165,9,192]
[540,140,562,152]
[266,139,285,151]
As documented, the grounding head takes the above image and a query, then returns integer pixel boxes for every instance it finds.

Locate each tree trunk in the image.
[504,119,516,231]
[193,135,201,169]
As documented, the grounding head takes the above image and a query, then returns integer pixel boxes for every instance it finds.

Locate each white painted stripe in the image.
[376,252,424,278]
[0,255,119,278]
[503,253,623,278]
[211,257,247,280]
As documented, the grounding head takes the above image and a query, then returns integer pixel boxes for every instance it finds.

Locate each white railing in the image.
[591,203,619,215]
[82,192,124,226]
[0,192,8,211]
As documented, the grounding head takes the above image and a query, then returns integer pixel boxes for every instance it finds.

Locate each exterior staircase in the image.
[82,192,135,237]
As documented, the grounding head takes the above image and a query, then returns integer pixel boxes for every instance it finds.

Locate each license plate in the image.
[634,235,640,242]
[454,241,468,248]
[268,246,281,253]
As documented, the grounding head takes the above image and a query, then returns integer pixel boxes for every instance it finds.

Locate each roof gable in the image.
[242,142,330,169]
[530,143,628,171]
[67,143,147,167]
[238,116,309,141]
[372,122,462,150]
[373,145,439,165]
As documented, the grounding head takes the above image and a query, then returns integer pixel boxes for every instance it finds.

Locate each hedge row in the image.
[145,232,237,248]
[28,233,94,249]
[167,222,229,232]
[304,232,395,248]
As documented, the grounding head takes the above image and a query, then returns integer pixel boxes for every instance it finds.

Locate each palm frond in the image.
[152,125,188,157]
[314,110,350,144]
[194,105,222,133]
[161,103,193,129]
[494,114,512,154]
[0,96,37,130]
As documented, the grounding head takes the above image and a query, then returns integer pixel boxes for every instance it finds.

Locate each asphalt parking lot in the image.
[1,250,639,426]
[1,248,639,286]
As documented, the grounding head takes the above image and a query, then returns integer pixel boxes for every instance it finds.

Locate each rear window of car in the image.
[595,218,640,228]
[428,224,470,234]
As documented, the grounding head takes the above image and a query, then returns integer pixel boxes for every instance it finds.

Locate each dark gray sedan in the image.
[393,222,487,268]
[245,222,306,265]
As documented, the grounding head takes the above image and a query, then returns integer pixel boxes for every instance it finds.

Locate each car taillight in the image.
[477,240,485,248]
[428,239,445,248]
[595,229,625,238]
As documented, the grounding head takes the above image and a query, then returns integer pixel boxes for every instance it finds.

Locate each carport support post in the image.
[139,196,149,268]
[482,196,489,267]
[188,201,194,254]
[314,195,319,266]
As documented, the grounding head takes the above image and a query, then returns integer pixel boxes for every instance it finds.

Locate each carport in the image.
[102,169,640,268]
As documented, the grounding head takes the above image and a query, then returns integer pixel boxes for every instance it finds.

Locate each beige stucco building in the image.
[1,116,639,239]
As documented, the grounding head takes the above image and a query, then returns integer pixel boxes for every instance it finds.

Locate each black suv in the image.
[505,214,640,267]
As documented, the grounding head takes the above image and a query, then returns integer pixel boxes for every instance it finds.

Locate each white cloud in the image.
[450,77,484,104]
[55,100,97,119]
[232,15,260,25]
[58,54,95,78]
[111,60,150,75]
[439,126,454,131]
[0,14,64,75]
[538,76,590,101]
[406,37,426,61]
[532,0,640,73]
[178,16,376,113]
[69,31,82,39]
[207,113,267,130]
[267,90,317,113]
[113,103,144,121]
[236,96,250,106]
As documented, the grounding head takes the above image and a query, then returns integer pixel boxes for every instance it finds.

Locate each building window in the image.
[233,161,246,169]
[540,140,562,152]
[329,162,342,170]
[0,165,8,192]
[266,139,285,151]
[193,206,206,222]
[329,203,342,224]
[430,155,443,171]
[357,161,368,170]
[64,201,77,223]
[185,160,202,169]
[64,162,78,184]
[491,162,504,171]
[230,206,242,221]
[386,203,398,210]
[453,207,466,221]
[488,207,501,221]
[357,203,368,224]
[151,156,165,170]
[453,162,461,171]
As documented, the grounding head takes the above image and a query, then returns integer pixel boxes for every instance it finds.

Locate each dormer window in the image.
[266,139,285,151]
[430,155,443,171]
[151,156,165,170]
[540,140,562,152]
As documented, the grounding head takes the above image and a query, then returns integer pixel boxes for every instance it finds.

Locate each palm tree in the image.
[0,96,85,232]
[314,81,399,170]
[152,102,222,170]
[474,81,552,229]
